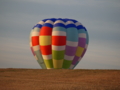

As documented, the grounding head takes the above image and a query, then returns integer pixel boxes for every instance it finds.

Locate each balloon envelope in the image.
[30,18,89,69]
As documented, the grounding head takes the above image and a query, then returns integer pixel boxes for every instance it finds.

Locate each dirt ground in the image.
[0,69,120,90]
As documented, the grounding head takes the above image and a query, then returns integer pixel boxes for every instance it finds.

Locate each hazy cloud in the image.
[0,0,120,69]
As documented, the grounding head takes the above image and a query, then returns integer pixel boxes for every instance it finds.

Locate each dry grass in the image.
[0,69,120,90]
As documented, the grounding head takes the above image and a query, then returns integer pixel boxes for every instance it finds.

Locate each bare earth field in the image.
[0,69,120,90]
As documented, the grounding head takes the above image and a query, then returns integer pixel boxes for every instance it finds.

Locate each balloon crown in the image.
[33,18,87,31]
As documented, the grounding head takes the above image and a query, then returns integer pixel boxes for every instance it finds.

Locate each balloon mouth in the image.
[30,18,89,69]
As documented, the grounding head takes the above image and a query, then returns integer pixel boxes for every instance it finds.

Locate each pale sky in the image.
[0,0,120,69]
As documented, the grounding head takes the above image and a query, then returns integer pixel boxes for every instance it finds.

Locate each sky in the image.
[0,0,120,69]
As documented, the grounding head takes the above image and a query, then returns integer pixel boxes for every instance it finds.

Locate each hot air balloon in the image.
[30,18,89,69]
